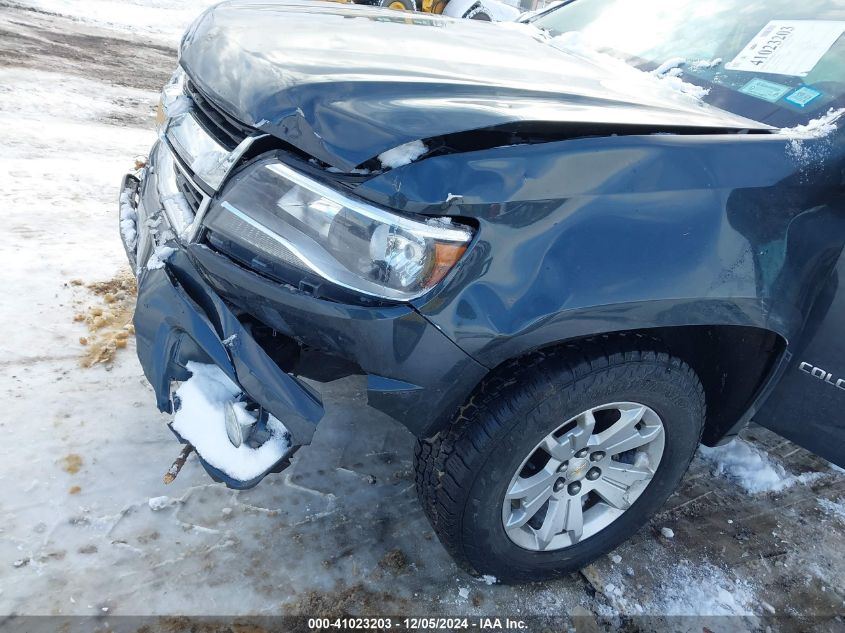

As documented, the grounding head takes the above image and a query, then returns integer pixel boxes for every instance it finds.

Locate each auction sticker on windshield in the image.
[726,20,845,77]
[785,86,823,108]
[738,78,791,103]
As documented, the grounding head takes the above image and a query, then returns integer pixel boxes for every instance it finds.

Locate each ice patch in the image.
[660,527,674,539]
[148,496,177,511]
[170,362,292,482]
[479,575,497,585]
[592,558,757,618]
[145,245,176,271]
[699,438,825,494]
[659,562,756,616]
[378,140,428,169]
[818,498,845,523]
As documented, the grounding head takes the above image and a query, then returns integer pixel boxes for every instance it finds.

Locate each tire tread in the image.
[413,335,705,579]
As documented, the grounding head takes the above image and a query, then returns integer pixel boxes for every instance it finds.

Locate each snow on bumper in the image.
[171,362,295,485]
[118,168,323,488]
[131,248,323,484]
[118,173,141,271]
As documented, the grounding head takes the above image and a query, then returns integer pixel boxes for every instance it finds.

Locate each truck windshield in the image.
[532,0,845,128]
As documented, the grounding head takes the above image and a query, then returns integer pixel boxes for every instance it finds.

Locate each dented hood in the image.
[181,0,770,170]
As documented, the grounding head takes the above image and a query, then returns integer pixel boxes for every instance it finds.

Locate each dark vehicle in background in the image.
[120,0,845,581]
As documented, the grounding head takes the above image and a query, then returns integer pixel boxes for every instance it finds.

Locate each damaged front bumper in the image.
[119,142,486,489]
[134,250,324,488]
[119,152,323,489]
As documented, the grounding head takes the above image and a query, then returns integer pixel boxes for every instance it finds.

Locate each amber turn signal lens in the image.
[426,242,468,288]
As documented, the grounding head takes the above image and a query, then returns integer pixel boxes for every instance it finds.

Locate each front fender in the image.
[356,131,845,367]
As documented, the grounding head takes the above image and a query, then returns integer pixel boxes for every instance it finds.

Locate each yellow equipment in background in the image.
[327,0,520,21]
[325,0,423,10]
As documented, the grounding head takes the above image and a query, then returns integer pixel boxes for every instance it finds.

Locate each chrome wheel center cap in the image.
[567,457,590,481]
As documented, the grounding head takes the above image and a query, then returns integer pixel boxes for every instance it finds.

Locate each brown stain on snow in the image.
[61,454,83,474]
[68,485,81,495]
[73,269,137,368]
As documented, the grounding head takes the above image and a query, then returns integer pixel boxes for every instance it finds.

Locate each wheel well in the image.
[523,325,786,446]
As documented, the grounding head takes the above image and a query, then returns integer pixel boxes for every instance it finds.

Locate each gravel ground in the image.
[0,2,843,631]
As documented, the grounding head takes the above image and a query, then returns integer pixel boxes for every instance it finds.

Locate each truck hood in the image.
[181,0,770,170]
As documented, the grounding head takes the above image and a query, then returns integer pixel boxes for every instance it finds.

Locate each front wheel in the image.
[414,339,705,583]
[464,5,493,19]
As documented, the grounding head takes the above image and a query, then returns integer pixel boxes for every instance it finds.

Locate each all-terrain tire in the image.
[464,4,493,19]
[413,336,705,583]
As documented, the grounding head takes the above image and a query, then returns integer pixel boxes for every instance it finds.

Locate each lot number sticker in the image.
[785,87,823,107]
[739,78,791,102]
[726,20,845,77]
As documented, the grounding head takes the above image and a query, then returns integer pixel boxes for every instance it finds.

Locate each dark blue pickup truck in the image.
[120,0,845,581]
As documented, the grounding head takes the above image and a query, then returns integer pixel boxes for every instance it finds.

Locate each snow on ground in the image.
[656,562,756,616]
[818,497,845,523]
[593,558,757,618]
[5,0,213,43]
[698,438,826,494]
[0,68,156,369]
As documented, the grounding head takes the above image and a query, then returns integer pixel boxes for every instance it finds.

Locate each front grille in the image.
[174,166,203,214]
[185,79,256,150]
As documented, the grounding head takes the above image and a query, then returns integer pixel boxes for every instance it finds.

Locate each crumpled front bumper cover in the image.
[134,248,324,444]
[119,168,324,489]
[119,146,487,489]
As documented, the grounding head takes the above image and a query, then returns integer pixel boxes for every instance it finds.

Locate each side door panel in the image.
[755,252,845,467]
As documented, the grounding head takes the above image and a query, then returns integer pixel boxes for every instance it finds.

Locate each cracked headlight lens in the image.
[203,159,473,301]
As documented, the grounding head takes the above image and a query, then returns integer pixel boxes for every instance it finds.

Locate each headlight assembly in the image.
[203,160,473,301]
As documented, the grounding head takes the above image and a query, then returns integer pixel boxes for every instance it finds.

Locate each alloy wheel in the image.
[501,402,665,551]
